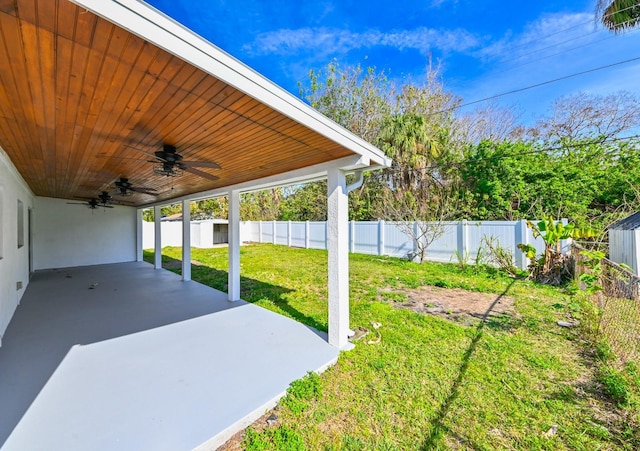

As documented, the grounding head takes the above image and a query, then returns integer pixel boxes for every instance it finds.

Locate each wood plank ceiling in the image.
[0,0,354,206]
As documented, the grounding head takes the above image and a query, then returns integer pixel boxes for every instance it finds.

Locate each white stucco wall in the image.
[33,197,137,270]
[0,148,35,343]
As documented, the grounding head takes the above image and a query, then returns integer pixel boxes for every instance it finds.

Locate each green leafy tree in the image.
[279,183,328,221]
[192,198,228,219]
[457,140,549,220]
[240,189,284,221]
[458,138,640,229]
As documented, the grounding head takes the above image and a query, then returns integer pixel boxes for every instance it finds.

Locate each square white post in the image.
[154,205,162,269]
[305,221,310,249]
[182,200,191,281]
[327,167,349,349]
[515,219,529,270]
[228,190,241,301]
[457,220,468,263]
[136,209,143,262]
[349,220,355,253]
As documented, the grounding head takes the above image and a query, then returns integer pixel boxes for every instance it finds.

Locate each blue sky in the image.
[146,0,640,125]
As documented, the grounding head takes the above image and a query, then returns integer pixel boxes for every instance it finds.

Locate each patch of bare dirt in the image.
[382,285,515,325]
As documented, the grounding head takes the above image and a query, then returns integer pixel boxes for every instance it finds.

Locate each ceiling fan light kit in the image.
[142,143,221,181]
[153,163,184,178]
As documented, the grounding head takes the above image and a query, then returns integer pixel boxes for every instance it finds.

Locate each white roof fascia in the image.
[140,155,370,208]
[71,0,391,168]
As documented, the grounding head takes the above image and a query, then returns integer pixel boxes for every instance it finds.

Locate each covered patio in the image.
[0,0,388,447]
[0,261,339,450]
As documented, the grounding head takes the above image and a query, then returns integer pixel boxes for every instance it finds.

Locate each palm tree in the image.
[377,113,443,192]
[597,0,640,32]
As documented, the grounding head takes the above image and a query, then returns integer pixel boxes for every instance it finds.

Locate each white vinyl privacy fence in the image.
[240,220,565,270]
[144,219,567,270]
[142,219,229,249]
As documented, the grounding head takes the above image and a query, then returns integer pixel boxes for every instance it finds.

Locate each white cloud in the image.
[477,12,595,62]
[243,26,482,58]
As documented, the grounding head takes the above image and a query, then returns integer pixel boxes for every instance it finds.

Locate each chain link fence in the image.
[573,244,640,364]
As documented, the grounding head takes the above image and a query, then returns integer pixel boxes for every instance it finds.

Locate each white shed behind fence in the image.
[609,212,640,276]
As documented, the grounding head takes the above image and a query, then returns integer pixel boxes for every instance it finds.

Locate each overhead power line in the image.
[499,3,640,56]
[492,14,639,76]
[493,34,617,75]
[434,55,640,116]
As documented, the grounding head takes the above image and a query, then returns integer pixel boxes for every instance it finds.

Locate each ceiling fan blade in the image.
[67,202,88,205]
[184,166,220,181]
[130,187,158,194]
[182,160,221,169]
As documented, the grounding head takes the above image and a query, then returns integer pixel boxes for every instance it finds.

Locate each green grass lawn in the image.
[144,244,639,450]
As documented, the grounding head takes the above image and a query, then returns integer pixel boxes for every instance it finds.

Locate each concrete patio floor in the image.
[0,262,339,450]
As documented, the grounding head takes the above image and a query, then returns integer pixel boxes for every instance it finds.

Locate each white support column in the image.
[182,200,191,281]
[258,220,263,243]
[327,168,350,349]
[228,190,241,302]
[378,220,385,256]
[287,220,292,247]
[154,205,162,269]
[272,220,277,244]
[136,209,143,262]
